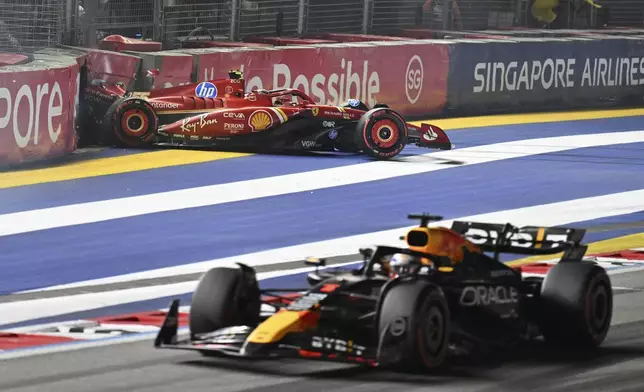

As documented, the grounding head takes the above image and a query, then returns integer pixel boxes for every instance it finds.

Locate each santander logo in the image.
[405,55,424,105]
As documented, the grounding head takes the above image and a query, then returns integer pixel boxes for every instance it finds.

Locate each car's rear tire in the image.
[104,97,158,147]
[355,108,407,160]
[189,265,261,337]
[539,262,613,347]
[377,280,450,371]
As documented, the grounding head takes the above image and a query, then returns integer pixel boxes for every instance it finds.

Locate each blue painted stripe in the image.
[1,116,642,215]
[1,142,643,293]
[444,115,644,149]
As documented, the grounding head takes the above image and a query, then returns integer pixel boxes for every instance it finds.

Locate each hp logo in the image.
[195,82,218,98]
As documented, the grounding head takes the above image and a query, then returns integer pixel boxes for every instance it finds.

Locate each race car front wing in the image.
[154,299,381,366]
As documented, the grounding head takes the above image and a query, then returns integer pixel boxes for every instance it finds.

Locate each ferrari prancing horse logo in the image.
[249,110,273,132]
[312,107,319,116]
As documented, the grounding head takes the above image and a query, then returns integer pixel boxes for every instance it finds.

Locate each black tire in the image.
[104,97,158,147]
[189,265,261,336]
[539,262,613,347]
[355,108,408,160]
[377,280,450,371]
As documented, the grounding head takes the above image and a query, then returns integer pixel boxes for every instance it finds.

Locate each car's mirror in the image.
[359,247,373,261]
[305,257,326,267]
[146,68,160,78]
[89,79,106,86]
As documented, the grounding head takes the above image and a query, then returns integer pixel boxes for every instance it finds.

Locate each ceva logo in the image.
[195,82,218,98]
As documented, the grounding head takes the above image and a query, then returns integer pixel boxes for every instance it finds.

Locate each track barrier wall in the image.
[124,51,194,91]
[83,49,142,90]
[447,36,644,115]
[182,41,450,116]
[3,31,644,166]
[0,51,82,166]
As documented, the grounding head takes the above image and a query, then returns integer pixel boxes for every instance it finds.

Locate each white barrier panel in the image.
[0,52,82,166]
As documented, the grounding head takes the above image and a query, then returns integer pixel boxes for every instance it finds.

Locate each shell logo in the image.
[249,110,273,132]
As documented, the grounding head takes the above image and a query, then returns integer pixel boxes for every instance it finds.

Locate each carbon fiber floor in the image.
[1,271,644,392]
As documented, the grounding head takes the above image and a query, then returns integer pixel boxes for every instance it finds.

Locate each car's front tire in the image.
[189,265,261,337]
[377,280,451,371]
[355,108,408,160]
[104,97,158,147]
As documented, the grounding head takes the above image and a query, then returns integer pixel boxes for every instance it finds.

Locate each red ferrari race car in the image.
[81,70,453,159]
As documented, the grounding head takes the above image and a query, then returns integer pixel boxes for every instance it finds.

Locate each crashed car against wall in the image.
[80,70,453,160]
[154,213,613,371]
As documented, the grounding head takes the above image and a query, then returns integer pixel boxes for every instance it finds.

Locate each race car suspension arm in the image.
[260,288,307,305]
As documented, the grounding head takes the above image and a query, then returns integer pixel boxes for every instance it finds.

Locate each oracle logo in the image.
[0,81,66,148]
[464,227,568,249]
[460,285,519,307]
[405,55,424,105]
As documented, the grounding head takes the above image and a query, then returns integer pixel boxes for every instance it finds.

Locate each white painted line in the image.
[33,188,644,293]
[55,323,161,334]
[0,327,190,361]
[3,332,123,341]
[2,319,97,333]
[604,265,644,276]
[1,130,643,237]
[1,281,197,328]
[0,261,362,326]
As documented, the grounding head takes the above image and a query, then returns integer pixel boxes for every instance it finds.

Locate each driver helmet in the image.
[228,69,243,80]
[387,253,431,277]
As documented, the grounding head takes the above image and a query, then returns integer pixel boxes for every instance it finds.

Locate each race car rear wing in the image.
[450,221,588,261]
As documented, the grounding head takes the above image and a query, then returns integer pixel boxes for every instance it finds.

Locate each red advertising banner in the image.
[136,52,194,90]
[0,64,80,165]
[194,42,450,116]
[154,54,194,89]
[85,49,141,89]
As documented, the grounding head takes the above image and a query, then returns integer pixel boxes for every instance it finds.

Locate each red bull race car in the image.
[81,70,453,160]
[154,214,613,371]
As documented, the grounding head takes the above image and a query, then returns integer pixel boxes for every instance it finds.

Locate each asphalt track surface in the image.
[1,270,643,392]
[3,109,644,391]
